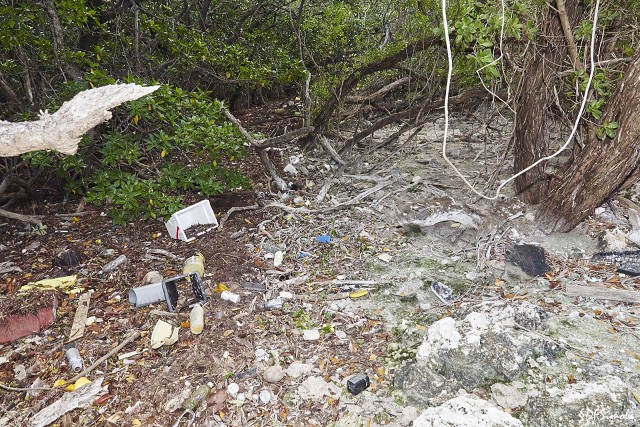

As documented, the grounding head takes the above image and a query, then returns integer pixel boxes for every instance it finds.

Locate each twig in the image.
[68,331,140,383]
[145,248,178,259]
[218,205,260,230]
[258,148,288,191]
[0,383,51,392]
[555,0,583,71]
[316,164,346,205]
[318,136,345,165]
[149,309,185,318]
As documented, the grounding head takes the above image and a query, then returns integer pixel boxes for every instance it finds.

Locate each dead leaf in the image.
[349,289,368,299]
[279,406,288,420]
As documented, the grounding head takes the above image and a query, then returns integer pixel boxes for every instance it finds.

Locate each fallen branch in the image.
[345,77,411,104]
[339,88,498,155]
[29,378,105,427]
[1,84,159,156]
[318,136,346,165]
[68,330,140,383]
[0,207,43,225]
[312,34,439,137]
[565,283,640,303]
[218,204,261,230]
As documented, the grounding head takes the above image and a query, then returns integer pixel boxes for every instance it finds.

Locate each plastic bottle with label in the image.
[183,252,205,278]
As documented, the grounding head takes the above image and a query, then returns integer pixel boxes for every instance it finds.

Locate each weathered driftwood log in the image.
[0,83,159,157]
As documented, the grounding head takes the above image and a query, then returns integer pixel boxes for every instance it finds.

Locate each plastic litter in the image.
[182,383,212,411]
[592,250,640,276]
[189,304,204,335]
[65,347,83,373]
[183,253,205,277]
[273,251,284,267]
[162,272,208,312]
[128,282,165,308]
[347,373,370,395]
[430,281,455,305]
[165,200,218,242]
[316,235,331,243]
[150,320,179,349]
[256,298,284,312]
[172,383,212,427]
[220,291,240,303]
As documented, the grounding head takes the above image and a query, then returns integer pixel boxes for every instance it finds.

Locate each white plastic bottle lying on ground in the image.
[190,304,204,334]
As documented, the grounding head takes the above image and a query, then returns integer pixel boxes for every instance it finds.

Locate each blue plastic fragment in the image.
[316,235,331,243]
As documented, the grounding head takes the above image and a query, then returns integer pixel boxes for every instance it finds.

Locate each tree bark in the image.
[513,0,582,203]
[538,49,640,231]
[0,84,159,157]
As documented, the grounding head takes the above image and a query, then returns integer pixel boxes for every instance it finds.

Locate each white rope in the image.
[440,0,601,200]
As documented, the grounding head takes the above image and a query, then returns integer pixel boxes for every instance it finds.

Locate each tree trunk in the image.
[513,0,582,203]
[538,49,640,231]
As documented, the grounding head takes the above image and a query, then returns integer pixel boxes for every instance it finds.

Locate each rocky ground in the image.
[1,108,640,427]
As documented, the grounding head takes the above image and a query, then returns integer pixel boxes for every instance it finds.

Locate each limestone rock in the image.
[286,362,313,378]
[395,301,558,406]
[491,383,528,410]
[413,394,524,427]
[520,376,639,427]
[296,376,340,400]
[263,365,285,383]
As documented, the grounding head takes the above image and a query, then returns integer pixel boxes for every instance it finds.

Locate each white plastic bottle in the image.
[190,303,204,334]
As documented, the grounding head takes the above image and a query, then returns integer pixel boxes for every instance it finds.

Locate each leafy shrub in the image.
[26,83,251,225]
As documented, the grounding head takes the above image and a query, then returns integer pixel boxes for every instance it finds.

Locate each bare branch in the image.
[556,0,583,71]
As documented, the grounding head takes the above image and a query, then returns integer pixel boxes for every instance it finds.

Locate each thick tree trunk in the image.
[538,49,640,231]
[0,84,159,157]
[513,0,582,203]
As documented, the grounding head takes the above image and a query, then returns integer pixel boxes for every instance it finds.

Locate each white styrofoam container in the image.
[165,200,218,242]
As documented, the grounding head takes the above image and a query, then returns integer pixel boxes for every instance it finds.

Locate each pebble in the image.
[255,348,269,361]
[226,383,239,396]
[303,329,320,341]
[263,365,285,383]
[335,330,347,340]
[259,389,271,404]
[143,270,163,285]
[13,364,26,381]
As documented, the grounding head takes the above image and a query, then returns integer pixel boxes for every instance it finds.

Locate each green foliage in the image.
[596,120,619,140]
[26,84,251,225]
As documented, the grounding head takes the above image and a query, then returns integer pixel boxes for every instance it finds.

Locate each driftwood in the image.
[0,84,159,157]
[565,283,640,303]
